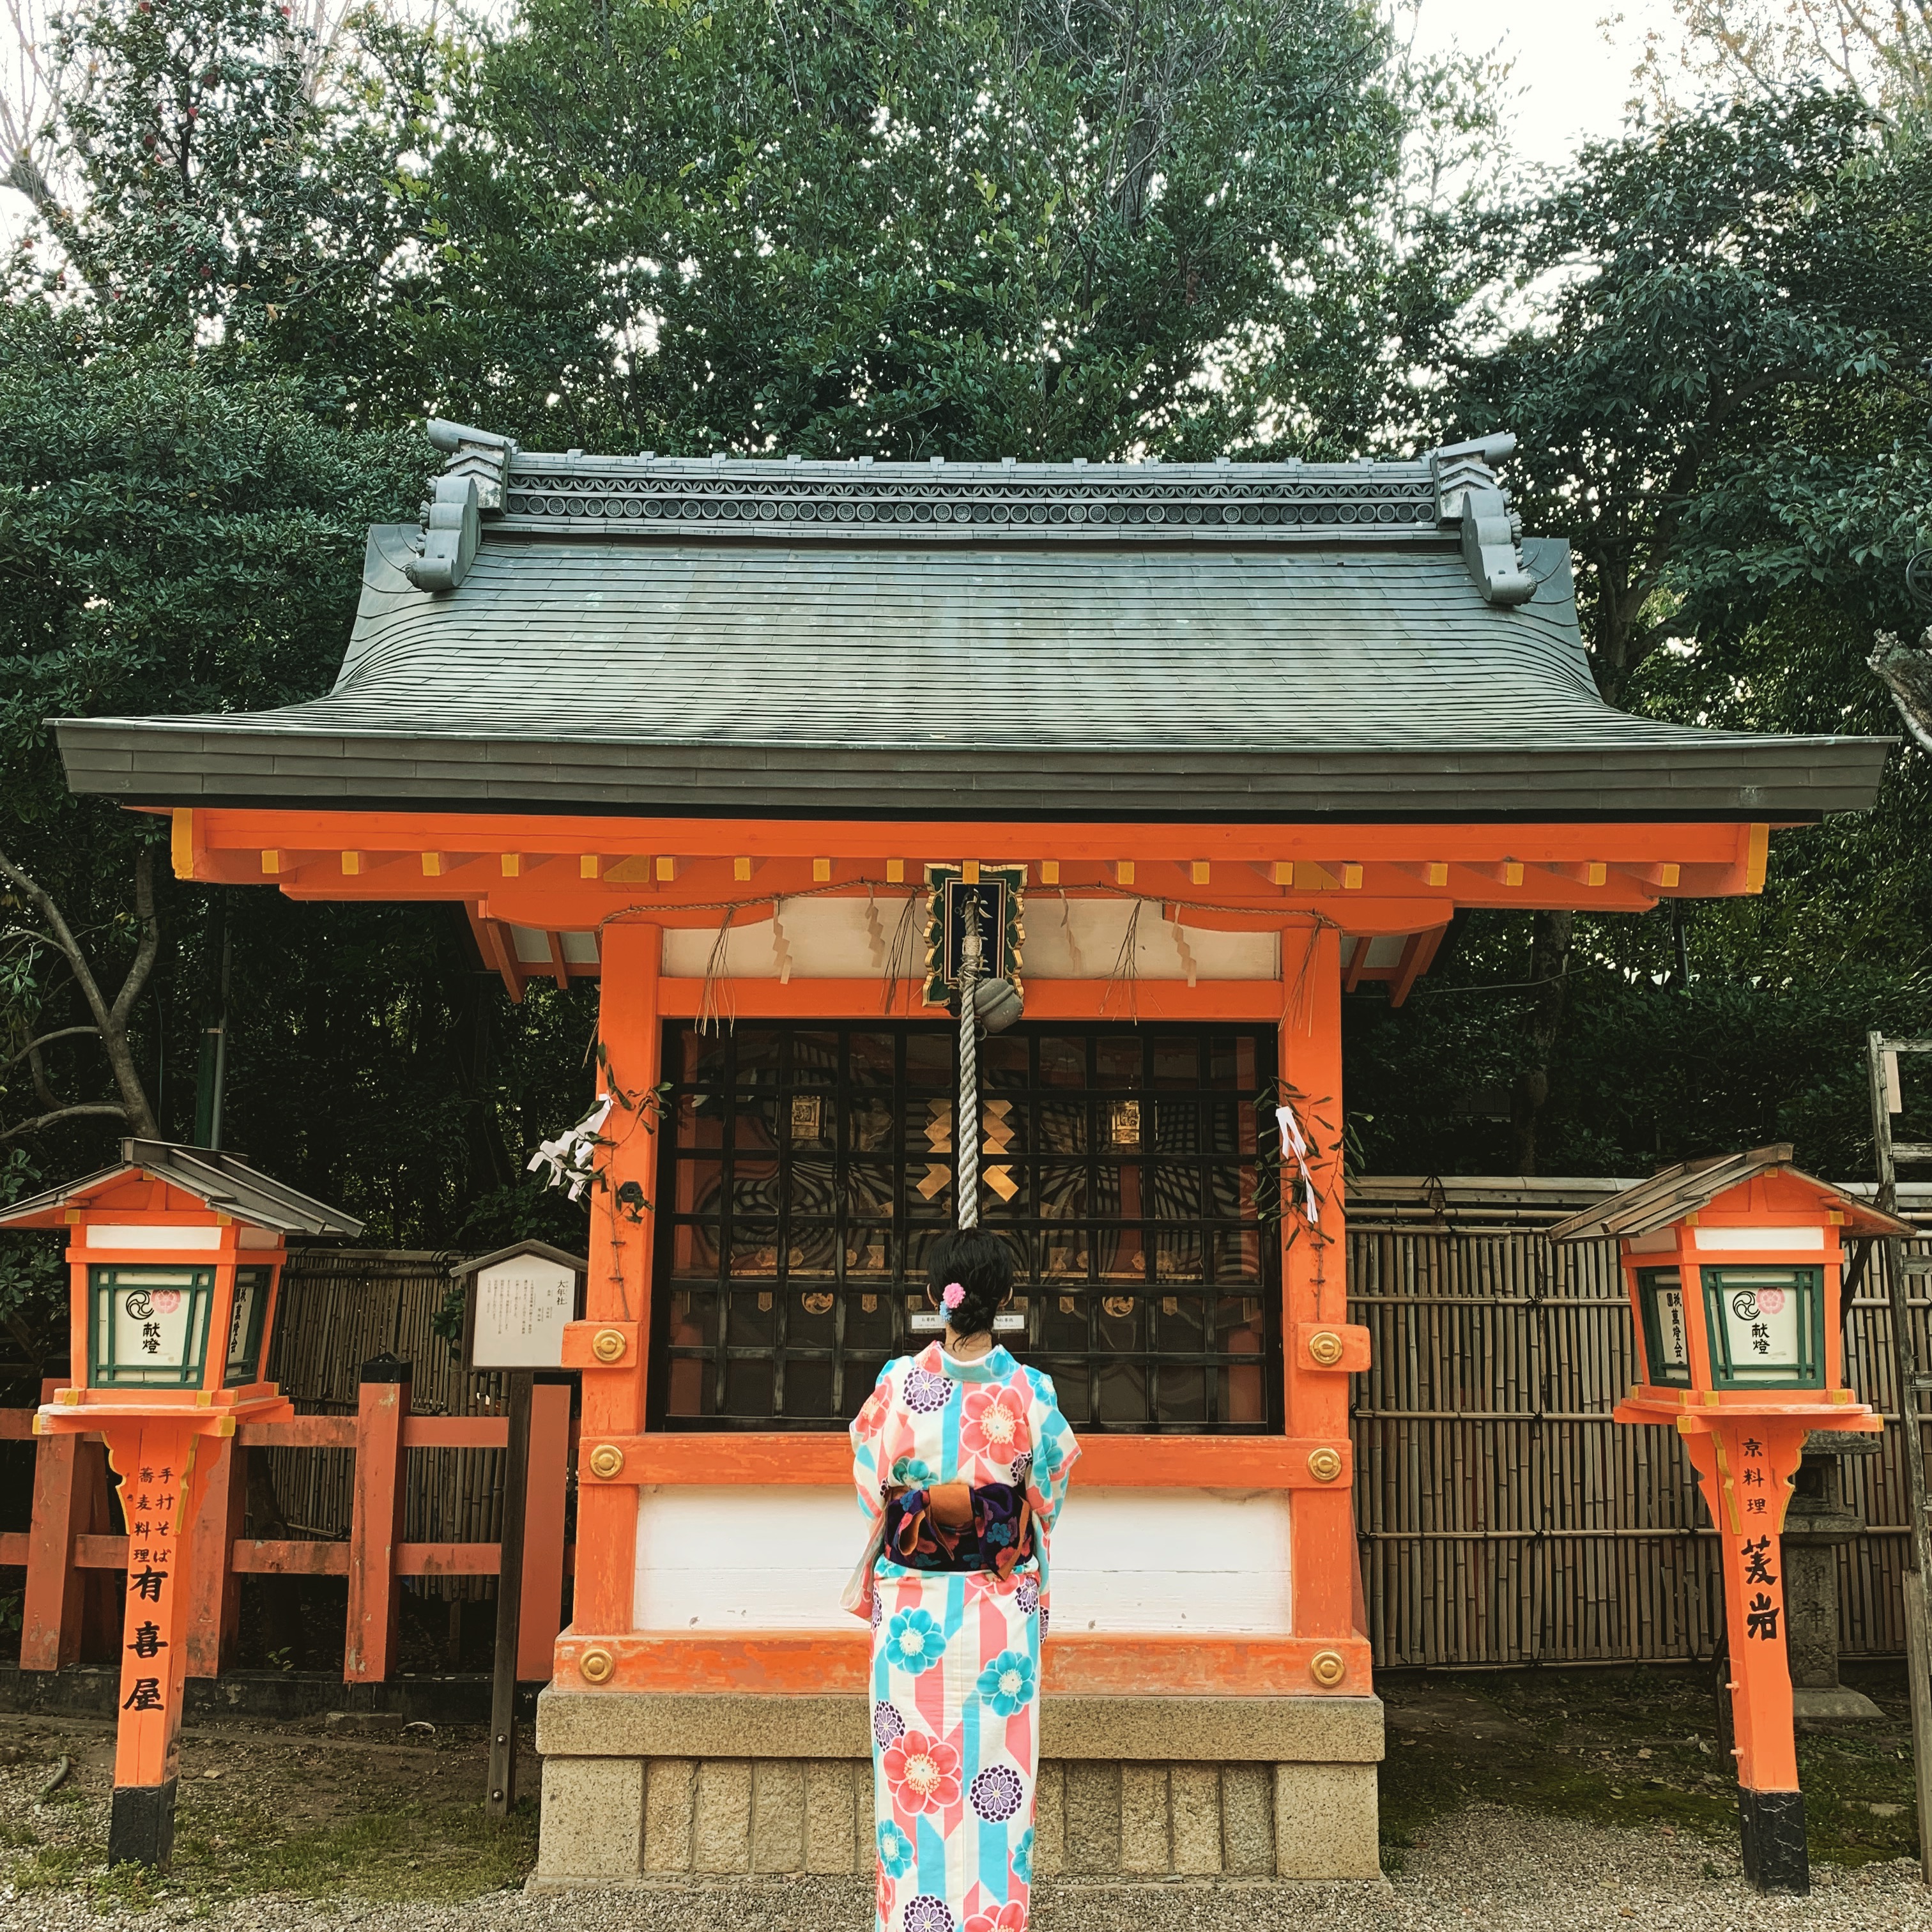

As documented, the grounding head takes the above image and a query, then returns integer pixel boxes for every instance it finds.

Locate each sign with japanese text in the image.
[90,1267,213,1388]
[1637,1267,1692,1385]
[467,1255,579,1370]
[1702,1268,1823,1389]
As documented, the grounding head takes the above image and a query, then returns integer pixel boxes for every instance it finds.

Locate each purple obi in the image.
[882,1482,1034,1577]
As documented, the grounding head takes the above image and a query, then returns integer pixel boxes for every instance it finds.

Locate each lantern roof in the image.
[448,1239,586,1280]
[0,1139,364,1237]
[1546,1144,1912,1243]
[49,423,1890,825]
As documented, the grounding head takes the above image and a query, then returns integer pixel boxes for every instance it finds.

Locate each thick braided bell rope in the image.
[957,900,982,1230]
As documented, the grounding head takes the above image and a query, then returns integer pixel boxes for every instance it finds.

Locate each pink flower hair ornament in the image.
[941,1282,966,1312]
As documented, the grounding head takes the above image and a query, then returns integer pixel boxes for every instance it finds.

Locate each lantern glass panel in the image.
[1636,1267,1693,1386]
[224,1266,273,1385]
[1700,1266,1824,1388]
[89,1265,214,1388]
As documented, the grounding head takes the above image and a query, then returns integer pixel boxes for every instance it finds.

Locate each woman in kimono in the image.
[848,1229,1080,1932]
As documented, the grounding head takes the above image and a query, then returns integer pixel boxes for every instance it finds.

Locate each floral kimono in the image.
[849,1342,1080,1932]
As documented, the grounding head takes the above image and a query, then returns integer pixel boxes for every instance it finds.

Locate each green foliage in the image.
[1441,90,1932,699]
[41,0,464,406]
[0,309,433,823]
[412,0,1414,457]
[1345,89,1932,1180]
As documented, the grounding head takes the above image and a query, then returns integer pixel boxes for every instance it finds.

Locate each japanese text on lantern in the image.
[1736,1434,1782,1642]
[122,1464,177,1713]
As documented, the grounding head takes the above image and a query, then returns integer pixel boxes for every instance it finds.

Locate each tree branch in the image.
[0,842,160,1137]
[1,1100,130,1141]
[3,1023,100,1075]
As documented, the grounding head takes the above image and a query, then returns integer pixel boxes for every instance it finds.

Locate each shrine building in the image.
[54,425,1889,1887]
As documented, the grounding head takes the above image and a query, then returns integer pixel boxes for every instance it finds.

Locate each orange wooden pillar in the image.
[1681,1414,1810,1887]
[345,1361,411,1682]
[562,919,661,1658]
[20,1379,112,1671]
[1277,921,1368,1683]
[105,1419,220,1867]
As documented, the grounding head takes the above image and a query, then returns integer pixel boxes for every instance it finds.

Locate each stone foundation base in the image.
[1792,1685,1885,1727]
[533,1691,1384,1889]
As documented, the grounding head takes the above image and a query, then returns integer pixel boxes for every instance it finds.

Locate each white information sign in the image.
[470,1255,578,1369]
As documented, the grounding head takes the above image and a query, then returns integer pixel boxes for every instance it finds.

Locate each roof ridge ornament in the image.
[426,418,518,513]
[406,473,481,594]
[1429,434,1536,607]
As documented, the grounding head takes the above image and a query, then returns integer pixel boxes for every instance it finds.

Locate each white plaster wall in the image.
[632,1486,1292,1635]
[659,898,1278,981]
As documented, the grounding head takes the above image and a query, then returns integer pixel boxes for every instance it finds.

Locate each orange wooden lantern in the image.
[4,1141,360,1869]
[1552,1145,1907,1894]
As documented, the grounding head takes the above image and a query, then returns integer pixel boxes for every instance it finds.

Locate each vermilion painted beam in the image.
[344,1377,408,1683]
[519,1382,573,1681]
[583,1432,1351,1489]
[185,1437,245,1678]
[166,806,1761,871]
[570,921,658,1643]
[237,1417,356,1449]
[1280,924,1361,1650]
[654,978,1290,1022]
[401,1416,511,1449]
[22,1392,109,1667]
[549,1630,1374,1699]
[397,1542,501,1576]
[230,1539,351,1576]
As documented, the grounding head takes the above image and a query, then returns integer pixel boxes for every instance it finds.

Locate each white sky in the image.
[1410,0,1682,168]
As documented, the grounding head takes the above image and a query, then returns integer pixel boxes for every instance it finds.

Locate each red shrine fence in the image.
[5,1201,1929,1675]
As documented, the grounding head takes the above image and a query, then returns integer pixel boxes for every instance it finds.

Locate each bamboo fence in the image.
[1348,1186,1932,1667]
[269,1180,1932,1662]
[263,1248,526,1600]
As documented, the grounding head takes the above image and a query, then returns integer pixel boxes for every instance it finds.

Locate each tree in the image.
[405,0,1429,459]
[1439,89,1929,707]
[1360,88,1932,1174]
[1641,0,1932,127]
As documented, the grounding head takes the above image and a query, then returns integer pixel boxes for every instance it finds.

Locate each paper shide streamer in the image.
[528,1094,614,1202]
[1275,1098,1323,1232]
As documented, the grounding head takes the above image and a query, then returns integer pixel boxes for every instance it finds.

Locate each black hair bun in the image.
[924,1229,1015,1340]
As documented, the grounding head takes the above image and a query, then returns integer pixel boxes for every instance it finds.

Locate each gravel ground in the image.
[8,1681,1932,1932]
[9,1805,1932,1932]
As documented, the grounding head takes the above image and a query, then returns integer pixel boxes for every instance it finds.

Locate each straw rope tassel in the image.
[957,894,983,1230]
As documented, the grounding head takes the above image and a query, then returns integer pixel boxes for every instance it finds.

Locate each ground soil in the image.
[1,1663,1929,1925]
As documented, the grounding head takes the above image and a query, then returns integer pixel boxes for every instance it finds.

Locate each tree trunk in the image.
[1508,910,1574,1175]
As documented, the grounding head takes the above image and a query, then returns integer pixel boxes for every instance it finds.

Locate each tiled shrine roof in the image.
[54,425,1890,822]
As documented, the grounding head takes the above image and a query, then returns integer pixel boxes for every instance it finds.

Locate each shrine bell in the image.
[1551,1144,1908,1896]
[2,1140,360,1869]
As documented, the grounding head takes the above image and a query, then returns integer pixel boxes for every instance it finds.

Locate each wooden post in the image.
[518,1378,572,1680]
[1870,1030,1932,1887]
[106,1420,217,1868]
[1279,922,1360,1653]
[21,1384,91,1671]
[1682,1415,1811,1893]
[345,1356,411,1683]
[185,1436,245,1678]
[487,1372,533,1817]
[570,921,660,1643]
